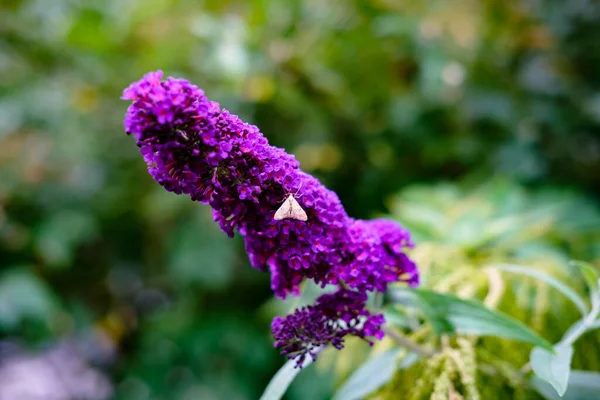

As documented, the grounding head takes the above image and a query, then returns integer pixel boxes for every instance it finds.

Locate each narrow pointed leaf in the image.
[387,289,454,335]
[333,349,399,400]
[260,356,314,400]
[492,263,588,316]
[390,288,553,351]
[333,350,420,400]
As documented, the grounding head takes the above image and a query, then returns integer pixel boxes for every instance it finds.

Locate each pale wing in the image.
[289,196,308,221]
[274,196,292,220]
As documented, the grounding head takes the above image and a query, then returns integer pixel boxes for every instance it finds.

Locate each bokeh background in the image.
[1,0,600,399]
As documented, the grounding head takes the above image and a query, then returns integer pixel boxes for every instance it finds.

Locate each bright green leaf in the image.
[387,289,454,335]
[492,263,588,316]
[390,288,553,351]
[259,355,314,400]
[530,344,574,397]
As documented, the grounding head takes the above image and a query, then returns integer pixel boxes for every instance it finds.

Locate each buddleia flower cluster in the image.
[122,71,419,366]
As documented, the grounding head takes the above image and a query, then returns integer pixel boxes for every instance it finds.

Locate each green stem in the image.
[382,325,437,357]
[560,288,600,346]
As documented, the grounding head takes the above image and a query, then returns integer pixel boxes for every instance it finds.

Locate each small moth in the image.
[274,194,308,221]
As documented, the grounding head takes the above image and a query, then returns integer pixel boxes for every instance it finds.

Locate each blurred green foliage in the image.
[1,0,599,399]
[378,180,600,399]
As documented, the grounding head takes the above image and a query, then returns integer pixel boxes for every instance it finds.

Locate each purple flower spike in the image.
[272,289,385,367]
[122,71,419,365]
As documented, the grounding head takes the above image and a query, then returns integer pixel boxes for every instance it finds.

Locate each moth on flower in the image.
[274,194,308,221]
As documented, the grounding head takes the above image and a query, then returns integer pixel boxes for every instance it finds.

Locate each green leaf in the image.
[398,352,421,369]
[333,349,420,400]
[0,267,59,330]
[532,370,600,400]
[383,306,413,329]
[286,359,335,400]
[333,349,399,400]
[570,261,599,295]
[492,263,589,316]
[34,210,97,269]
[390,288,553,351]
[530,344,574,397]
[387,289,454,335]
[566,371,600,398]
[259,356,314,400]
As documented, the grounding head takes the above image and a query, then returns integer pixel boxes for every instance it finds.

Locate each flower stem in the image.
[560,289,600,346]
[382,325,437,356]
